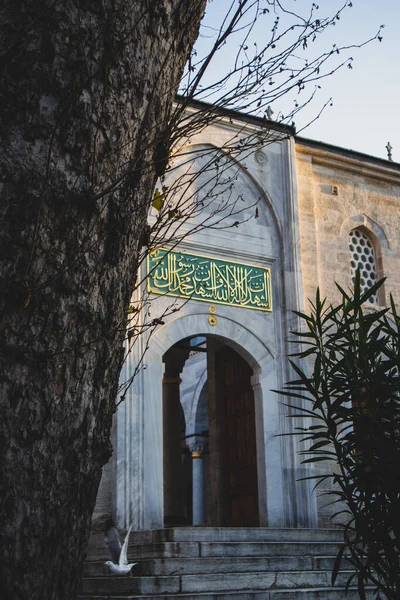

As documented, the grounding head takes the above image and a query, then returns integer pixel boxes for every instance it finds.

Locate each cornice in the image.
[174,96,295,140]
[296,139,400,186]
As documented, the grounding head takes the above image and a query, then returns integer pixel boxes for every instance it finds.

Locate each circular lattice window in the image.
[349,229,378,304]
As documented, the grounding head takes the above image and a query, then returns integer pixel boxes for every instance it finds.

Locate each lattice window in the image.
[349,229,378,304]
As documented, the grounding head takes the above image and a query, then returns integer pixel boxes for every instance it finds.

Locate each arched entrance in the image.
[162,335,260,527]
[114,311,317,531]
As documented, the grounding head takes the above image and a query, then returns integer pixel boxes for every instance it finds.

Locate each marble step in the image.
[142,528,342,543]
[87,528,342,553]
[90,540,343,561]
[114,542,340,560]
[83,555,351,578]
[80,569,357,595]
[82,529,358,599]
[78,586,374,600]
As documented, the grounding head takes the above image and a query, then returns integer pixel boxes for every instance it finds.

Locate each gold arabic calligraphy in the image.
[147,249,272,311]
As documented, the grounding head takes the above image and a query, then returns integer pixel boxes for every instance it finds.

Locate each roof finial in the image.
[265,105,274,120]
[386,141,393,161]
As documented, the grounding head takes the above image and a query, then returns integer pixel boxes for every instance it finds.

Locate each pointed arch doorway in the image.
[162,335,260,527]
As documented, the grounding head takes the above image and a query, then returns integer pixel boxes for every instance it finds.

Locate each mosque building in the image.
[92,102,400,533]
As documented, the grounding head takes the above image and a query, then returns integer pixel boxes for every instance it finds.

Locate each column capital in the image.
[163,346,190,377]
[185,434,208,457]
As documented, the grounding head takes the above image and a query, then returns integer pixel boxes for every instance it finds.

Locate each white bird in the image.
[104,522,137,575]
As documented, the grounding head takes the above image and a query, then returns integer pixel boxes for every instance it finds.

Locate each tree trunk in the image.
[0,1,205,598]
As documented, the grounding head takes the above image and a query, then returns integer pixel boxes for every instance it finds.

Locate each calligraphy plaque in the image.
[147,248,272,312]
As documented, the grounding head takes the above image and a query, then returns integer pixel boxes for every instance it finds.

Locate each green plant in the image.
[281,272,400,599]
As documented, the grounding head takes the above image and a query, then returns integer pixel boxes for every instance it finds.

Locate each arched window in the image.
[349,228,378,304]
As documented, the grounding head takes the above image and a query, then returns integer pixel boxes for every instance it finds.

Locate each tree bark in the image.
[0,1,206,598]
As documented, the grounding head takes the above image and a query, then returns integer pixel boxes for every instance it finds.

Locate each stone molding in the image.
[296,142,400,185]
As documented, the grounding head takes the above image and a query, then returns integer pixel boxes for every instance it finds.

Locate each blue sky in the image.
[193,1,400,161]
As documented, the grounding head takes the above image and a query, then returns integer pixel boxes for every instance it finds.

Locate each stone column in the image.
[162,347,189,526]
[187,436,208,525]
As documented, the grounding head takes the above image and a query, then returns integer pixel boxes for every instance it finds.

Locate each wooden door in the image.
[217,346,259,526]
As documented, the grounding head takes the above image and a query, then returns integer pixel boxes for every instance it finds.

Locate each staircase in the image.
[79,528,371,599]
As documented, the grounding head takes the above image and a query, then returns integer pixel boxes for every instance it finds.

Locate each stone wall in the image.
[295,139,400,525]
[296,140,400,306]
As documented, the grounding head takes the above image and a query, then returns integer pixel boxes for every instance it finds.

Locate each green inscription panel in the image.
[147,248,272,311]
